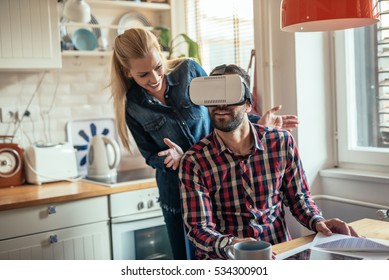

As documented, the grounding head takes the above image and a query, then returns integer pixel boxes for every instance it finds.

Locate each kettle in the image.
[87,135,121,181]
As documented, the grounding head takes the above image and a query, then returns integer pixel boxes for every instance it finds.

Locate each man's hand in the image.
[257,105,299,131]
[315,218,361,237]
[157,138,184,170]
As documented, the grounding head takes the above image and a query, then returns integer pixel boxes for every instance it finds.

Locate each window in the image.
[184,0,254,73]
[334,1,389,167]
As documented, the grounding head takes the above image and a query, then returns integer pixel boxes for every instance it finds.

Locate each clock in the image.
[0,143,25,187]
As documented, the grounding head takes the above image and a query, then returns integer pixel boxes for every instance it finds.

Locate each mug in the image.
[227,240,272,260]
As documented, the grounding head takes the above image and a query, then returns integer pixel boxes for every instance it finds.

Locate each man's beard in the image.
[210,106,246,132]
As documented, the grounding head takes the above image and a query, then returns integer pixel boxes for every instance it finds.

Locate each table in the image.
[272,218,389,254]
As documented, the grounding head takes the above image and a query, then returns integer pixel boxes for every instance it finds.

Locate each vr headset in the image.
[189,65,252,107]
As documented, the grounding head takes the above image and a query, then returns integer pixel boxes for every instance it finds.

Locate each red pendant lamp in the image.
[281,0,380,32]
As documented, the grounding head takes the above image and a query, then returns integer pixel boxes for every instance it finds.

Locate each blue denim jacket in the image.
[125,59,209,212]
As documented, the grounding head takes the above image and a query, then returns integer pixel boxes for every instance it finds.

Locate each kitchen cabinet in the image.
[61,0,179,58]
[0,196,111,260]
[0,0,62,69]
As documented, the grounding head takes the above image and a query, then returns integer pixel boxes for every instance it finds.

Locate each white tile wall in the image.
[0,57,113,145]
[0,56,147,171]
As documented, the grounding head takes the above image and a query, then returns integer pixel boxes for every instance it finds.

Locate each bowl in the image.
[71,28,98,51]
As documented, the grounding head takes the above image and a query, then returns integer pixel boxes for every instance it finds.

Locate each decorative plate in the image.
[117,12,152,35]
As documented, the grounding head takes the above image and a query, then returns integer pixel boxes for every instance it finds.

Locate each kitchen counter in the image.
[0,179,157,211]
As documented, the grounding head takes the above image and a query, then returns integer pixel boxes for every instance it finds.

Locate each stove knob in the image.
[137,201,144,210]
[147,200,154,209]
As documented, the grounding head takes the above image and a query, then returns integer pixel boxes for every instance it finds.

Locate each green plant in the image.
[154,26,201,64]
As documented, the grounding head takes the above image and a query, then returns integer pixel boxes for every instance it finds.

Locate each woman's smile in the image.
[127,48,166,96]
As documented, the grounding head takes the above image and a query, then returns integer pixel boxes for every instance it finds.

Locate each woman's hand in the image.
[157,138,184,170]
[257,105,299,131]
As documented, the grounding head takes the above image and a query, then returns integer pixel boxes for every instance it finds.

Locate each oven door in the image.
[111,215,173,260]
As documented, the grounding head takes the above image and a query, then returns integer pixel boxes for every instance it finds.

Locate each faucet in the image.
[376,209,389,220]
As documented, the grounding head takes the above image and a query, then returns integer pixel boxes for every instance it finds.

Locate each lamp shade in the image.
[63,0,91,23]
[281,0,379,32]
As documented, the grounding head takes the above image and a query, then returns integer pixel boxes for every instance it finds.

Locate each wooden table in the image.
[272,218,389,254]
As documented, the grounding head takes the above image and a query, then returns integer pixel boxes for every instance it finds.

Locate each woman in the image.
[110,28,298,259]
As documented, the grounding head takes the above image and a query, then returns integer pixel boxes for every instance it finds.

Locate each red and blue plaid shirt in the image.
[179,123,324,259]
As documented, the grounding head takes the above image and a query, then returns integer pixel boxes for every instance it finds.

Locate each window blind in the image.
[377,0,389,146]
[184,0,254,74]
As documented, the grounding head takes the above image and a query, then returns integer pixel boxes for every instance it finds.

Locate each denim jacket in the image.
[125,59,210,212]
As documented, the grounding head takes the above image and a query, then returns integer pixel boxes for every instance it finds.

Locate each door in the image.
[111,215,173,260]
[0,222,111,260]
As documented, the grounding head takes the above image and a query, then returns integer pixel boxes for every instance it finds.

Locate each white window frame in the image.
[334,30,389,168]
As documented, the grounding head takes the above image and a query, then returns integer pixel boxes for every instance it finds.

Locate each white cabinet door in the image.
[0,221,111,260]
[0,0,61,69]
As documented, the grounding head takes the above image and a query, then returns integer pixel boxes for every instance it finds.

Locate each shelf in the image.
[61,50,113,57]
[59,1,173,58]
[62,22,154,31]
[88,0,170,11]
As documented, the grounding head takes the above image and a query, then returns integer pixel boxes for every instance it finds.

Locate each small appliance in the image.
[66,117,117,176]
[0,141,25,187]
[86,135,121,182]
[24,142,78,184]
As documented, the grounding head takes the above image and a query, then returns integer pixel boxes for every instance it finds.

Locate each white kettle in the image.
[87,135,121,181]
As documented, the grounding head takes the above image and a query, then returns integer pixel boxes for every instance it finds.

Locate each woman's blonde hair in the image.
[110,28,184,151]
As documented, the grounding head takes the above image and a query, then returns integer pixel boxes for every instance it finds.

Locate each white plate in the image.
[117,12,151,35]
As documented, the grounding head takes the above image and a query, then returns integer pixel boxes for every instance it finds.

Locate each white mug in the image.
[227,240,272,260]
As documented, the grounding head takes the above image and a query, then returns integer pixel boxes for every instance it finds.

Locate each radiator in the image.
[311,195,389,222]
[285,195,389,238]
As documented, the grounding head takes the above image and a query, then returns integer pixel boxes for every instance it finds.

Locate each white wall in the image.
[254,0,332,186]
[0,58,113,145]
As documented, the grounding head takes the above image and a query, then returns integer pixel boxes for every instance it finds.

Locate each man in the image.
[178,64,359,260]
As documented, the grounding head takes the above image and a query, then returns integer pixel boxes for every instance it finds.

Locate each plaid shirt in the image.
[179,123,324,259]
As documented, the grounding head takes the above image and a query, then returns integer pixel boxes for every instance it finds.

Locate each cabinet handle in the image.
[49,234,58,244]
[47,205,57,215]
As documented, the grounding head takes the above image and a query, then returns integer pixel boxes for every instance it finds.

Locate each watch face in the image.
[220,237,229,248]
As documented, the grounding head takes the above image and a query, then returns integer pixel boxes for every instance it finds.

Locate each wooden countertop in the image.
[0,179,157,211]
[272,218,389,254]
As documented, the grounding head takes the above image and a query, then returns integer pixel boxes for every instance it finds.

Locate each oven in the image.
[109,186,173,260]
